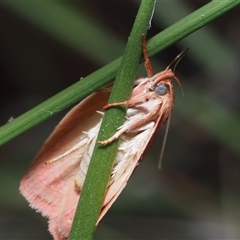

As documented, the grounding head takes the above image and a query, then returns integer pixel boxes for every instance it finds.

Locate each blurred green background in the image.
[0,1,240,239]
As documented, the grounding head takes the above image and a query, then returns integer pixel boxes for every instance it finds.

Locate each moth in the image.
[20,35,185,240]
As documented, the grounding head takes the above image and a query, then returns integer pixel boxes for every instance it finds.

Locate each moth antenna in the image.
[173,75,184,97]
[167,48,189,72]
[167,48,189,97]
[158,114,171,169]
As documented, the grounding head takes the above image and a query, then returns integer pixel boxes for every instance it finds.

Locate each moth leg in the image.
[103,94,149,110]
[98,125,128,146]
[142,34,153,78]
[45,138,88,164]
[99,100,162,146]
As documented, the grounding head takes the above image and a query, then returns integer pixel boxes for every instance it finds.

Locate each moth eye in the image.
[155,84,167,95]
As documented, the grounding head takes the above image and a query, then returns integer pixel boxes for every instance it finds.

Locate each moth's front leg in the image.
[98,123,130,146]
[103,94,149,110]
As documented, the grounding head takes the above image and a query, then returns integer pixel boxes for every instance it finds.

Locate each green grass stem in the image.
[68,1,156,239]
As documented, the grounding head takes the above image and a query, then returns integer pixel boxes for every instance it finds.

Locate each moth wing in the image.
[19,91,110,226]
